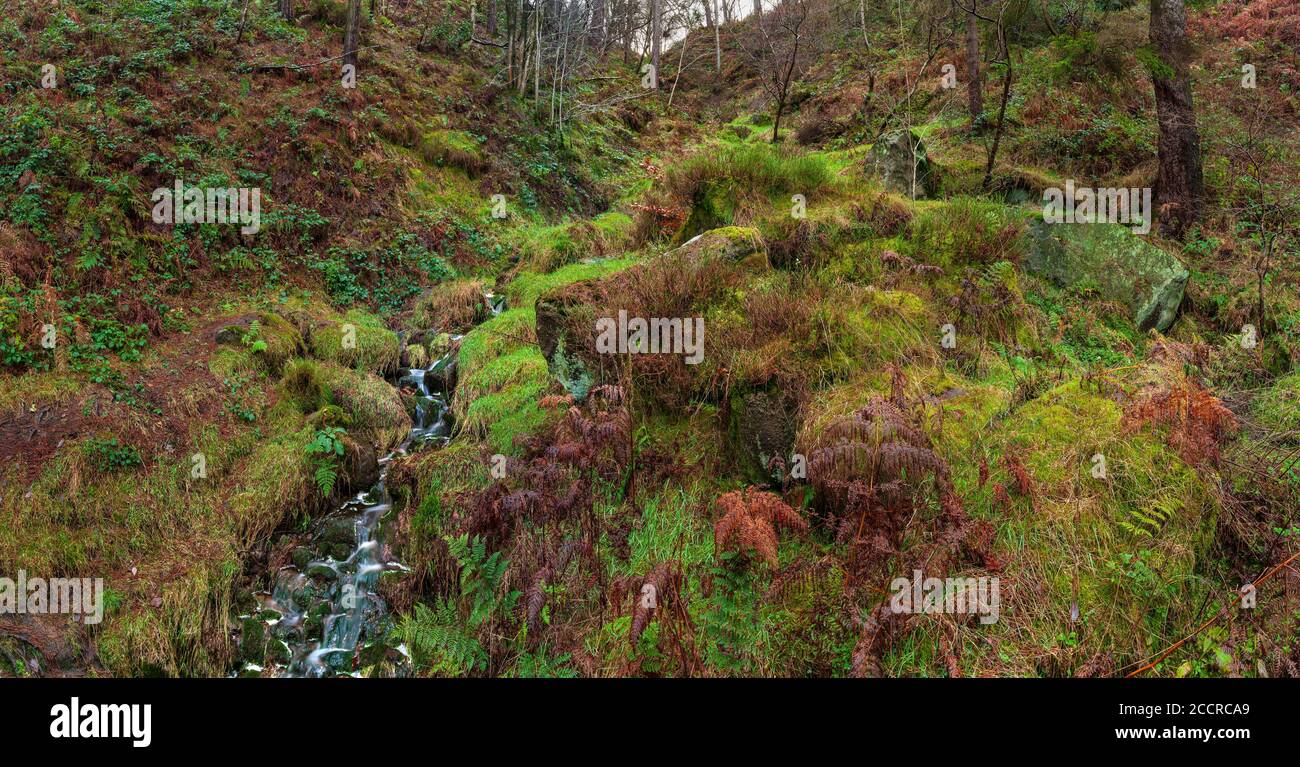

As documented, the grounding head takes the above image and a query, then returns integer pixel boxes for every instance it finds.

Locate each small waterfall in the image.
[238,296,498,678]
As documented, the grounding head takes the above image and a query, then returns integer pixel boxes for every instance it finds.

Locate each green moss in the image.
[457,307,537,381]
[253,312,304,375]
[956,380,1219,676]
[279,357,328,414]
[209,345,257,382]
[807,287,938,380]
[1251,373,1300,434]
[451,307,557,453]
[316,362,411,452]
[417,129,487,177]
[406,344,429,369]
[664,143,833,241]
[458,346,553,453]
[308,308,401,375]
[462,373,553,454]
[505,258,637,309]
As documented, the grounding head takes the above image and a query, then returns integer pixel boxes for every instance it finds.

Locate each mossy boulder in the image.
[667,226,768,269]
[674,182,736,243]
[340,434,381,492]
[215,313,303,374]
[866,129,936,199]
[405,343,429,369]
[1024,219,1189,332]
[308,309,402,375]
[317,363,412,453]
[239,616,267,664]
[535,227,766,401]
[536,285,602,401]
[417,130,488,177]
[452,308,555,453]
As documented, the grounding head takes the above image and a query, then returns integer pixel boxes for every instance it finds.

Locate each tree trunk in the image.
[488,0,497,35]
[236,0,250,45]
[965,6,982,123]
[752,0,761,19]
[591,0,605,44]
[620,0,632,61]
[704,0,721,73]
[1150,0,1205,238]
[534,4,542,102]
[343,0,363,68]
[279,0,294,23]
[651,0,662,89]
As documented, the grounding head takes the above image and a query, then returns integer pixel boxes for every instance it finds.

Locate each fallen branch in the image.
[253,45,382,72]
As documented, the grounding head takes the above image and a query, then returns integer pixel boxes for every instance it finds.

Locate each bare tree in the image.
[745,0,817,142]
[1149,0,1205,238]
[951,0,1009,189]
[236,0,251,45]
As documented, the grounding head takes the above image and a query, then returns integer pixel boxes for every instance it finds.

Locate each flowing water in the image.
[237,293,506,678]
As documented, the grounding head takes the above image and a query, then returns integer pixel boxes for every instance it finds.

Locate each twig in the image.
[1122,547,1300,677]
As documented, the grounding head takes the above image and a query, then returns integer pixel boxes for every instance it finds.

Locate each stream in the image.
[236,291,506,678]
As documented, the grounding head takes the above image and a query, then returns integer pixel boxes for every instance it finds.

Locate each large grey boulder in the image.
[866,129,936,199]
[1025,219,1189,332]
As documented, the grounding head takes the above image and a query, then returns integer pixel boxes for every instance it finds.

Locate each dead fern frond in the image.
[1124,379,1238,467]
[713,488,808,567]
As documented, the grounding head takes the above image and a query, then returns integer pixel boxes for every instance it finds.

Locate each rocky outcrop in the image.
[866,129,936,199]
[1024,219,1189,332]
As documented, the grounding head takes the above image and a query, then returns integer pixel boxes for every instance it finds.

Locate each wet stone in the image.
[305,563,338,582]
[320,517,356,546]
[291,546,314,570]
[239,616,266,664]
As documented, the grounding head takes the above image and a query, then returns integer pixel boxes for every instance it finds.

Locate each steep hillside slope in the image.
[1,0,1297,679]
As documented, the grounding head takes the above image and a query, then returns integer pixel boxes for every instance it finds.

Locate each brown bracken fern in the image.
[713,488,808,567]
[1124,378,1237,468]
